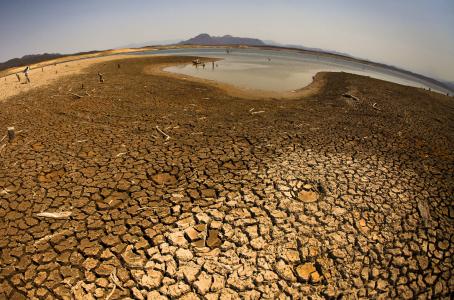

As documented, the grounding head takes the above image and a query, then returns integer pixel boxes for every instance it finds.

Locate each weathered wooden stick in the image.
[372,103,381,111]
[7,127,15,142]
[69,92,83,99]
[342,93,361,101]
[156,126,171,141]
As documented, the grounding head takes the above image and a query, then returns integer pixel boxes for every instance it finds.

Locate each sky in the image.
[1,0,453,82]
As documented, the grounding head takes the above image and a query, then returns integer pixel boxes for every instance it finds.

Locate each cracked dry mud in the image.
[0,56,453,299]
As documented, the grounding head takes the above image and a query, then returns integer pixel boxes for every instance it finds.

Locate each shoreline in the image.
[2,44,451,94]
[146,58,327,100]
[0,53,327,103]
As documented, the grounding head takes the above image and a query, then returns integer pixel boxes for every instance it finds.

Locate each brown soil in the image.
[0,56,453,299]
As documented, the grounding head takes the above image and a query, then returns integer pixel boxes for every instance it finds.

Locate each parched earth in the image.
[0,56,453,299]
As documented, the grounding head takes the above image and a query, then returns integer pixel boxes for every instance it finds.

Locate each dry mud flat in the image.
[0,56,453,299]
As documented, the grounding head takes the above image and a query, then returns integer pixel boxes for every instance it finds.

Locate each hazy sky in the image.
[1,0,453,81]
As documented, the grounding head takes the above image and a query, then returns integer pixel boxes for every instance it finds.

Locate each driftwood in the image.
[156,126,171,141]
[35,211,72,219]
[342,93,361,102]
[251,111,265,115]
[69,92,83,99]
[417,200,430,227]
[105,284,116,300]
[7,127,15,142]
[34,229,73,245]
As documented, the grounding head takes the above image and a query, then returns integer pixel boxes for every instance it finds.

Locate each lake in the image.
[132,48,450,94]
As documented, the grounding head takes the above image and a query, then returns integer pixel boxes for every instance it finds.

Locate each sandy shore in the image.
[0,54,145,103]
[1,52,326,103]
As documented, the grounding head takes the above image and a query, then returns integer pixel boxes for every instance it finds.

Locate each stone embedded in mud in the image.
[193,271,212,295]
[274,260,296,282]
[121,245,145,267]
[141,270,163,289]
[295,263,321,283]
[185,227,201,242]
[250,237,266,250]
[176,248,193,262]
[297,190,319,202]
[151,173,177,185]
[168,231,187,247]
[206,230,221,248]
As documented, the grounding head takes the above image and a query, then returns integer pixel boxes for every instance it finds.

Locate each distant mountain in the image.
[443,81,454,91]
[179,34,266,46]
[0,50,100,72]
[0,53,64,71]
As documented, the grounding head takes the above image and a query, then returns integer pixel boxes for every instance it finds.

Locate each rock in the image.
[195,213,211,224]
[356,218,369,233]
[282,249,300,263]
[179,262,201,282]
[185,227,201,242]
[167,282,190,298]
[211,274,225,291]
[176,248,194,262]
[141,270,163,289]
[121,245,145,267]
[194,271,212,295]
[180,292,201,300]
[274,260,296,282]
[34,272,47,285]
[147,291,167,300]
[168,231,188,247]
[297,190,319,202]
[250,237,266,250]
[151,173,177,185]
[94,263,115,276]
[295,263,321,283]
[201,189,216,198]
[206,230,221,248]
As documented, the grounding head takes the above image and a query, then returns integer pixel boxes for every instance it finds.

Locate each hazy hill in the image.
[0,53,64,71]
[179,33,265,46]
[0,51,100,72]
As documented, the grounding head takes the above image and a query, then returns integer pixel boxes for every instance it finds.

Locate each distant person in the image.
[23,66,30,83]
[202,63,205,69]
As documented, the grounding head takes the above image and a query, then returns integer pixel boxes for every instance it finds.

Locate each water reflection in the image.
[135,48,448,93]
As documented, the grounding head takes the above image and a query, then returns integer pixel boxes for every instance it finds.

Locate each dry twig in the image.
[342,93,361,101]
[251,111,265,115]
[34,229,73,245]
[156,126,171,141]
[69,92,84,99]
[35,211,72,219]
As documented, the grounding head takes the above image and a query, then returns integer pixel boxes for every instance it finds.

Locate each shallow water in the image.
[133,48,449,94]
